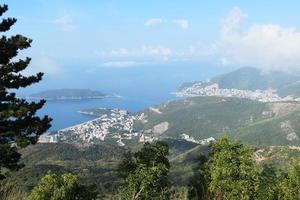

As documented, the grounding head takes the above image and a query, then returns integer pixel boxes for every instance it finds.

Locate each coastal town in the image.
[175,83,300,102]
[40,108,138,146]
[39,108,163,146]
[39,107,217,146]
[39,82,300,147]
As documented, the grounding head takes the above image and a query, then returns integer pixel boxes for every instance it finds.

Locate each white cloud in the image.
[51,15,76,31]
[102,61,139,68]
[214,6,300,71]
[99,45,172,61]
[144,18,163,26]
[174,19,189,29]
[220,7,247,38]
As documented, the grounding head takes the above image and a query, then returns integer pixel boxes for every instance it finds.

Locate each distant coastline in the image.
[24,89,120,101]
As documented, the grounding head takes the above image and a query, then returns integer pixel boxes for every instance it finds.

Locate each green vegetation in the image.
[136,96,300,146]
[188,137,300,200]
[137,97,267,139]
[7,143,124,194]
[194,137,258,199]
[118,141,170,199]
[0,4,51,179]
[26,172,98,200]
[1,137,299,199]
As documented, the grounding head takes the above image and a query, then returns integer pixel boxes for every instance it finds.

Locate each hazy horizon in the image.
[5,0,300,95]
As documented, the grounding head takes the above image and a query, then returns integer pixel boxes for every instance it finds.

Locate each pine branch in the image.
[0,18,17,32]
[0,4,8,17]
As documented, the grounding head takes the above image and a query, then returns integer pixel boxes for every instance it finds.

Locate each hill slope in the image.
[180,67,300,97]
[135,96,300,146]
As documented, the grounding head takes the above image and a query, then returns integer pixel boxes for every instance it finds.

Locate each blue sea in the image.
[40,95,173,131]
[31,61,230,131]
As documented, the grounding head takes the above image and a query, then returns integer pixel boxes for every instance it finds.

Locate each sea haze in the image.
[32,61,230,131]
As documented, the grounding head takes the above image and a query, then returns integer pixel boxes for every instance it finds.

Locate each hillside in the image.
[7,138,300,196]
[136,96,300,146]
[6,143,125,193]
[211,67,300,91]
[5,139,205,194]
[179,67,300,97]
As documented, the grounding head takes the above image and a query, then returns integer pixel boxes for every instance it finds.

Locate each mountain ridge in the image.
[180,67,300,97]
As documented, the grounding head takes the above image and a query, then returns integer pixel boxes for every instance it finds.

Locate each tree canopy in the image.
[0,4,51,179]
[26,172,98,200]
[118,141,171,200]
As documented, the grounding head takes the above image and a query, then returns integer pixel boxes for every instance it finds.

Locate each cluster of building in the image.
[180,133,215,145]
[175,83,300,102]
[39,107,218,146]
[39,108,161,146]
[39,109,138,145]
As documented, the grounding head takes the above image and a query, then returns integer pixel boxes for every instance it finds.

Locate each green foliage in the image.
[207,136,259,200]
[189,137,300,200]
[5,143,124,195]
[0,4,51,179]
[278,159,300,200]
[188,155,210,200]
[257,164,280,200]
[0,180,27,200]
[135,96,278,145]
[118,141,171,200]
[26,172,98,200]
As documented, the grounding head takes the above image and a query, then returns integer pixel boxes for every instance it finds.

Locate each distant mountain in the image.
[180,67,300,97]
[25,89,114,100]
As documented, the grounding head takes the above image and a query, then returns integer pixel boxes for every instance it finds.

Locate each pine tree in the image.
[0,4,51,179]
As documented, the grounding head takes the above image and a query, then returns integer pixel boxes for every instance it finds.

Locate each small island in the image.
[25,89,117,100]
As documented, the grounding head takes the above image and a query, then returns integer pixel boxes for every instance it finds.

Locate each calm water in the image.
[40,94,175,131]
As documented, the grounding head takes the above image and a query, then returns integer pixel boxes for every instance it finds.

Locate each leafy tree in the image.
[279,159,300,200]
[26,172,98,200]
[118,141,171,200]
[203,136,258,200]
[0,4,51,179]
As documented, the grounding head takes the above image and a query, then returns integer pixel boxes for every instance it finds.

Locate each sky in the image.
[3,0,300,92]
